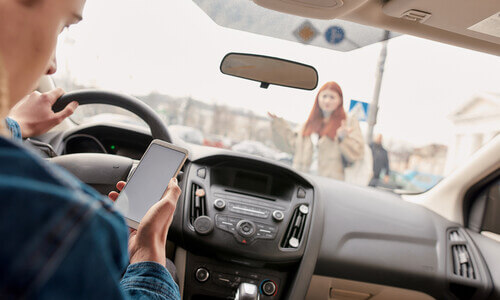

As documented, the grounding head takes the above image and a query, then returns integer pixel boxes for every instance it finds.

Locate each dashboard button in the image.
[257,228,275,239]
[197,168,206,179]
[262,280,277,296]
[215,215,238,233]
[235,235,254,245]
[214,199,226,210]
[297,188,306,198]
[263,233,274,239]
[257,224,277,232]
[228,216,241,223]
[272,210,284,222]
[195,267,210,282]
[216,214,228,222]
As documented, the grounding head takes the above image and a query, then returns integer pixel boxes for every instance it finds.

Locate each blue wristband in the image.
[5,117,22,141]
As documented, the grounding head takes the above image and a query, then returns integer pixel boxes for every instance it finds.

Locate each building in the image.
[139,92,279,147]
[407,144,448,175]
[445,93,500,174]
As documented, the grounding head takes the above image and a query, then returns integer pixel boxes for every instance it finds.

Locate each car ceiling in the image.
[253,0,500,56]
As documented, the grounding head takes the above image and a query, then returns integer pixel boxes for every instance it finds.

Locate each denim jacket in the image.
[0,135,180,299]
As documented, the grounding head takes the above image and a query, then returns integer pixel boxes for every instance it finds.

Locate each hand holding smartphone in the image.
[114,139,188,229]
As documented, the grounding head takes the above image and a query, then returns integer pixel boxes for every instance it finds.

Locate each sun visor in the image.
[382,0,500,45]
[192,0,400,52]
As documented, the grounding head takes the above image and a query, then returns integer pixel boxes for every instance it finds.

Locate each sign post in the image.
[366,30,390,143]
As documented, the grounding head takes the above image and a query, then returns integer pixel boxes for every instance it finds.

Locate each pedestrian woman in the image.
[269,81,365,181]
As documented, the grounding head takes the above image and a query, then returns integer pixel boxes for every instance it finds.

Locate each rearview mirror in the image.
[220,53,318,90]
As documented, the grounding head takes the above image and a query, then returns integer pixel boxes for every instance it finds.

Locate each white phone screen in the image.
[115,143,186,224]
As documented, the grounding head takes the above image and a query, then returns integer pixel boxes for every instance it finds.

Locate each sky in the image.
[53,0,500,147]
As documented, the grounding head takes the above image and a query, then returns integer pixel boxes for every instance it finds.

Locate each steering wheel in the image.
[50,90,172,194]
[53,90,171,141]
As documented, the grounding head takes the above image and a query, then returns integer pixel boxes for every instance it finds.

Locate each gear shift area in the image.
[234,283,260,300]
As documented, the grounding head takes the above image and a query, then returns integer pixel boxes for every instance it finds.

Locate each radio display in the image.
[233,171,270,194]
[211,163,296,200]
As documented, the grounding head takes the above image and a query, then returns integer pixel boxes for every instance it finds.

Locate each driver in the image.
[0,1,181,299]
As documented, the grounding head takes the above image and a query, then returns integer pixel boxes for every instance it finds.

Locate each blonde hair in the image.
[0,52,9,136]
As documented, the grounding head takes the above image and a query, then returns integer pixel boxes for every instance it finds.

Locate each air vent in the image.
[281,204,309,249]
[449,230,476,280]
[449,230,465,242]
[189,183,207,225]
[401,9,432,23]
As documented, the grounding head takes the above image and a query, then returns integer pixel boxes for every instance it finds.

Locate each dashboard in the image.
[60,124,152,160]
[33,122,496,300]
[43,123,319,299]
[177,157,315,299]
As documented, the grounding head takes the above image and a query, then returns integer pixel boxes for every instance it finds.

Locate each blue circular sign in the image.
[325,26,345,45]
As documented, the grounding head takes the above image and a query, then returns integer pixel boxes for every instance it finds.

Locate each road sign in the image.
[349,100,369,122]
[293,20,319,44]
[325,26,345,45]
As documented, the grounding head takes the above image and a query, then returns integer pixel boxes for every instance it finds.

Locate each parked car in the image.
[403,170,444,192]
[168,125,204,145]
[232,140,292,165]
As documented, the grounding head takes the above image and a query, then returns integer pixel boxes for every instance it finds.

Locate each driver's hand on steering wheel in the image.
[8,88,78,138]
[108,178,181,266]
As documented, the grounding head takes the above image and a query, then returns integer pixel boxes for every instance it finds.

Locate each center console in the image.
[178,156,314,299]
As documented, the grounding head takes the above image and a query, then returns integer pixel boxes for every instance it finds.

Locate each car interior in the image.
[24,0,500,299]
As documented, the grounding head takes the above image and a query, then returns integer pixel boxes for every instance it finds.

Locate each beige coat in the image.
[271,116,365,180]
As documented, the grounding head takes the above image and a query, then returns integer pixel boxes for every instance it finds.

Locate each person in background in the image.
[0,0,180,299]
[369,133,390,187]
[268,81,364,181]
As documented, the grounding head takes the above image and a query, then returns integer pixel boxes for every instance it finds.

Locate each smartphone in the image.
[115,139,188,229]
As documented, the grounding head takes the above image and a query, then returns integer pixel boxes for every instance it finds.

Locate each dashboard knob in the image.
[289,237,299,248]
[236,220,256,237]
[272,210,284,222]
[261,280,277,296]
[214,198,226,210]
[195,267,210,282]
[299,204,309,215]
[193,216,214,235]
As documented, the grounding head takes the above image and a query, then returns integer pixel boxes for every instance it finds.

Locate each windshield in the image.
[53,0,500,193]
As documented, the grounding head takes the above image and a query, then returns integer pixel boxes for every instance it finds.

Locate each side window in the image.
[467,175,500,240]
[481,180,500,234]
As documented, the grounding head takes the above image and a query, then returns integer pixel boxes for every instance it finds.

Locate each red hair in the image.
[302,81,346,140]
